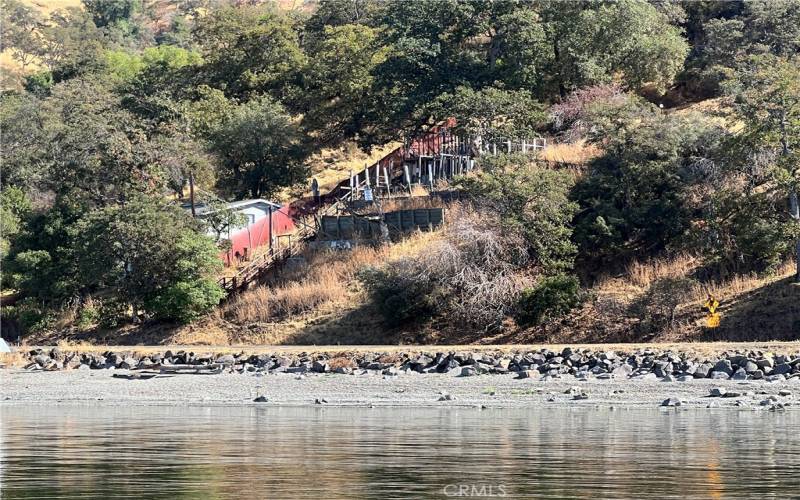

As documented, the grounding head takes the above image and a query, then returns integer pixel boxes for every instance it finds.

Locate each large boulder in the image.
[713,359,734,376]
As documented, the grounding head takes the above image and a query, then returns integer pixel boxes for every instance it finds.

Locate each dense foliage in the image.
[1,0,798,335]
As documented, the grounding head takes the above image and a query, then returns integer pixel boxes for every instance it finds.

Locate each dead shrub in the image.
[360,211,533,330]
[630,276,698,332]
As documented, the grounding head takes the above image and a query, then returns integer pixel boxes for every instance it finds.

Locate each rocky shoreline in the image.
[16,346,800,382]
[5,346,800,410]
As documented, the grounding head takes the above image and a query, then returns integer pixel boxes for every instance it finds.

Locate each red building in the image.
[199,199,296,266]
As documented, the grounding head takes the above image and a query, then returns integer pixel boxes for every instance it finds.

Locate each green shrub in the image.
[5,298,55,334]
[76,300,100,330]
[98,298,128,329]
[145,278,226,324]
[516,274,582,326]
[357,263,438,327]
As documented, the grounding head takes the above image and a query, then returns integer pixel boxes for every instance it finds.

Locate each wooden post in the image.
[349,170,354,201]
[268,204,274,252]
[383,166,391,198]
[365,163,370,186]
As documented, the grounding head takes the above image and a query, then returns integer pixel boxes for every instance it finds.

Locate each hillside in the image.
[3,0,799,347]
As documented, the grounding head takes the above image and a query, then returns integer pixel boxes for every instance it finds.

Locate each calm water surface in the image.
[1,406,799,499]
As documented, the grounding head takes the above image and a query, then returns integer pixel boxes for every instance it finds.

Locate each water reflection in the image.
[1,406,798,498]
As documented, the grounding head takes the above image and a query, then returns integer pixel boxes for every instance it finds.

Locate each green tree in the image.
[455,155,578,273]
[192,4,306,102]
[209,97,307,199]
[0,0,44,73]
[429,86,546,146]
[38,8,105,81]
[0,186,31,259]
[300,24,387,145]
[723,54,800,280]
[552,0,689,93]
[0,92,48,190]
[72,195,224,321]
[82,0,141,28]
[39,79,162,208]
[570,93,724,269]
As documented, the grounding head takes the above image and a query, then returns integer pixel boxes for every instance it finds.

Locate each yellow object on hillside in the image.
[703,295,721,328]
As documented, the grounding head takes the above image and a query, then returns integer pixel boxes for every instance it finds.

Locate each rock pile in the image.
[15,347,800,381]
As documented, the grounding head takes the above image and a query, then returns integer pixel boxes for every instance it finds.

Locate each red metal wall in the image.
[221,204,296,266]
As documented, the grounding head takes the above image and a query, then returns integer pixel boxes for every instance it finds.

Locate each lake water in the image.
[1,406,799,499]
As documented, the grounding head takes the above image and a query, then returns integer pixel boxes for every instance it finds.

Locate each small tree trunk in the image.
[791,190,800,282]
[189,172,196,217]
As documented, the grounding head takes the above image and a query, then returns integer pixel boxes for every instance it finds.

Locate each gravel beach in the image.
[3,368,799,409]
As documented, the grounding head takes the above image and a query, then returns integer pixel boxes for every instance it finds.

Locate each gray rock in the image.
[722,391,742,398]
[694,363,712,378]
[710,371,730,380]
[334,366,353,375]
[611,363,633,377]
[516,370,536,379]
[662,374,677,382]
[253,396,268,403]
[216,354,236,365]
[765,374,786,382]
[751,369,764,379]
[757,357,774,369]
[773,363,792,375]
[661,397,682,407]
[33,354,50,367]
[107,353,123,367]
[713,359,733,376]
[744,361,759,373]
[731,368,748,380]
[311,360,329,373]
[119,357,137,370]
[459,366,478,377]
[64,356,82,370]
[710,387,726,397]
[653,361,673,378]
[314,398,328,404]
[779,389,792,397]
[438,394,454,401]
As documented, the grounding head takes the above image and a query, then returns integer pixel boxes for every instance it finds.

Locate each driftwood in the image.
[157,363,225,375]
[122,363,226,376]
[112,372,159,380]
